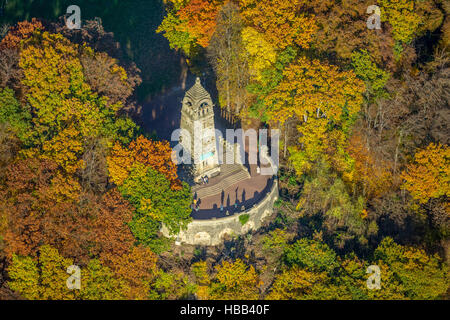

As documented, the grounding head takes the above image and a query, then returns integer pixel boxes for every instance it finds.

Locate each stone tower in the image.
[180,77,220,182]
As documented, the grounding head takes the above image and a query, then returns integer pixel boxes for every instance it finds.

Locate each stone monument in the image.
[180,77,220,183]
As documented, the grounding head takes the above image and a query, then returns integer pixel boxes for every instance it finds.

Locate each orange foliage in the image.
[178,0,220,47]
[92,189,136,264]
[105,246,158,300]
[401,143,450,204]
[347,133,392,199]
[1,158,135,265]
[107,135,181,190]
[0,19,44,49]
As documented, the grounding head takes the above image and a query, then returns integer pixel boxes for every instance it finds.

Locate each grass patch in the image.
[239,214,250,226]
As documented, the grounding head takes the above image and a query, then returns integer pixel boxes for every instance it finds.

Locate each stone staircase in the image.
[192,164,250,199]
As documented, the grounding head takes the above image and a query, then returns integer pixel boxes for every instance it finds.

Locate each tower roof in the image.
[185,77,211,106]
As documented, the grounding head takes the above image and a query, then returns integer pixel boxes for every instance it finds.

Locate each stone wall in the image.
[161,179,279,246]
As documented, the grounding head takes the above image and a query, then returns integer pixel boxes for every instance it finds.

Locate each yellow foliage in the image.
[267,56,364,125]
[106,142,135,186]
[241,27,277,81]
[266,266,328,300]
[401,143,450,204]
[107,136,181,189]
[41,126,84,174]
[378,0,421,43]
[240,0,318,50]
[268,56,364,176]
[209,259,261,299]
[191,261,210,300]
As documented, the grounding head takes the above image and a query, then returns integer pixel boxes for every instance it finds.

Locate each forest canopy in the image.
[0,0,449,300]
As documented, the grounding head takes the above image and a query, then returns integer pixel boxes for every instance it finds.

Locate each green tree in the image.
[80,259,125,300]
[284,239,338,273]
[351,50,390,100]
[0,87,31,143]
[7,254,40,300]
[8,245,77,300]
[149,270,196,300]
[119,163,192,251]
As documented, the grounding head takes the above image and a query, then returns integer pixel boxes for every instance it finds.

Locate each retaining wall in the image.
[161,179,279,246]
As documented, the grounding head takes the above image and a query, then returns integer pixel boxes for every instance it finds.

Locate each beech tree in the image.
[1,158,135,266]
[267,267,329,300]
[0,18,44,50]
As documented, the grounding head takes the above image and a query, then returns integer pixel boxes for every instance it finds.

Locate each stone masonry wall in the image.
[161,179,279,246]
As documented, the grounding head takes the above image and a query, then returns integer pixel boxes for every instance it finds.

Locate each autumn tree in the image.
[1,158,135,265]
[246,46,297,122]
[0,18,44,49]
[0,49,22,89]
[18,31,138,172]
[158,0,221,54]
[149,270,196,300]
[89,189,136,265]
[374,237,449,299]
[79,137,109,194]
[80,259,126,300]
[80,46,142,105]
[296,161,378,249]
[378,0,443,45]
[157,5,198,56]
[329,256,407,300]
[209,259,261,300]
[178,0,221,48]
[266,56,364,177]
[401,143,449,205]
[107,135,181,190]
[283,239,339,273]
[8,245,77,300]
[207,1,249,115]
[119,163,192,252]
[351,49,391,101]
[0,87,31,143]
[266,267,329,300]
[239,0,317,50]
[105,245,158,300]
[241,26,276,82]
